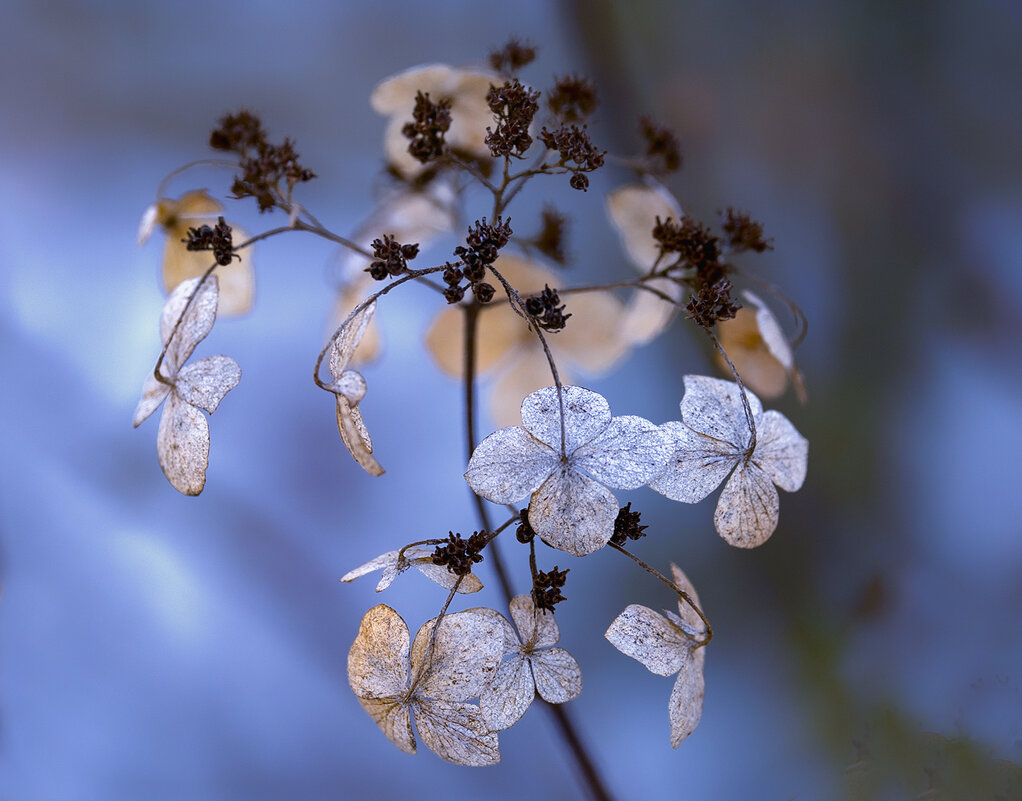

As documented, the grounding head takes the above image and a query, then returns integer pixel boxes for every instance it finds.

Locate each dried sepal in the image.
[650,376,808,547]
[465,386,668,556]
[341,546,483,594]
[717,290,804,400]
[336,396,384,477]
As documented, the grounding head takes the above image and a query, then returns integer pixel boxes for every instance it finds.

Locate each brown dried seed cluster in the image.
[515,508,535,543]
[488,37,537,77]
[446,217,512,303]
[609,502,648,546]
[485,79,540,159]
[686,277,741,328]
[402,91,453,164]
[547,75,598,122]
[720,208,773,253]
[539,124,605,191]
[640,116,682,174]
[532,566,569,612]
[431,531,488,576]
[366,234,420,280]
[524,285,571,332]
[183,216,237,266]
[530,205,568,265]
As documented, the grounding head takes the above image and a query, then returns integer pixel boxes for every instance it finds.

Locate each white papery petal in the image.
[520,385,611,455]
[604,604,689,677]
[415,699,500,766]
[648,421,737,502]
[464,426,557,504]
[174,355,241,414]
[753,410,808,492]
[572,415,669,490]
[713,461,780,548]
[510,594,559,650]
[341,550,402,585]
[138,203,158,244]
[530,648,582,704]
[133,373,170,427]
[336,395,384,476]
[742,291,794,370]
[680,375,763,450]
[330,301,376,378]
[620,279,682,346]
[529,466,618,556]
[480,656,534,731]
[157,391,209,496]
[348,604,411,700]
[670,563,706,636]
[359,698,416,755]
[606,183,683,272]
[411,609,505,702]
[414,562,484,594]
[160,276,219,373]
[370,63,458,113]
[669,647,706,748]
[340,547,481,594]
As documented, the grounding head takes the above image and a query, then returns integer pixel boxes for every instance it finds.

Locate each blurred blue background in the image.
[2,1,1021,799]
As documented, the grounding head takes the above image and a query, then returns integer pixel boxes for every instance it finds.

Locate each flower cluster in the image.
[445,217,511,303]
[366,234,420,280]
[485,79,540,159]
[182,215,237,267]
[431,531,488,577]
[539,123,605,191]
[402,91,453,164]
[524,285,571,332]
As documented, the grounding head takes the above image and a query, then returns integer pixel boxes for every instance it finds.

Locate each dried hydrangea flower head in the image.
[465,386,669,555]
[132,276,241,495]
[605,563,707,747]
[328,300,383,476]
[650,375,808,548]
[427,255,629,427]
[606,182,686,345]
[341,546,483,594]
[480,594,582,731]
[716,289,806,402]
[138,190,254,316]
[347,604,505,765]
[371,64,498,178]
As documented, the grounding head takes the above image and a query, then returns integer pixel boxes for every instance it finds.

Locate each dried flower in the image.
[610,502,647,546]
[720,208,772,253]
[341,547,483,594]
[480,595,582,730]
[639,117,682,174]
[539,124,605,191]
[465,386,668,556]
[133,276,241,495]
[650,376,808,548]
[488,38,536,77]
[485,79,540,159]
[605,564,707,747]
[547,76,598,122]
[328,301,383,476]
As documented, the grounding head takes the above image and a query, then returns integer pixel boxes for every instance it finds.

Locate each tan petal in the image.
[648,420,737,503]
[480,655,534,731]
[415,698,500,766]
[336,395,384,476]
[529,465,618,556]
[348,604,411,701]
[162,222,254,317]
[426,301,523,379]
[174,355,241,414]
[680,375,763,451]
[464,426,557,504]
[489,347,570,430]
[509,594,559,650]
[713,461,779,548]
[157,391,209,496]
[606,183,683,272]
[716,307,788,399]
[159,190,224,220]
[358,697,416,755]
[133,373,170,427]
[620,279,682,346]
[571,414,669,490]
[530,648,582,704]
[410,608,506,702]
[160,275,219,373]
[553,289,630,373]
[752,410,808,492]
[604,604,689,677]
[669,646,706,748]
[413,561,484,594]
[520,385,612,455]
[370,64,458,113]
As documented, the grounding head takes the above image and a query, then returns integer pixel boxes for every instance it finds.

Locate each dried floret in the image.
[328,301,383,476]
[138,190,254,316]
[465,386,668,556]
[649,376,808,548]
[480,595,582,730]
[133,276,241,495]
[605,564,706,747]
[341,547,483,594]
[347,604,505,765]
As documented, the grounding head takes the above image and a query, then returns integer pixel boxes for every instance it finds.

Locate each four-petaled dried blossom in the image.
[606,183,686,345]
[480,595,582,731]
[605,563,707,747]
[133,276,241,495]
[138,189,254,316]
[347,604,505,765]
[650,376,808,548]
[341,547,483,594]
[371,64,498,178]
[427,255,629,427]
[716,290,805,401]
[465,386,669,556]
[328,301,383,476]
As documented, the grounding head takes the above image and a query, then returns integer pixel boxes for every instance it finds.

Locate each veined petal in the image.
[716,307,789,399]
[133,373,170,427]
[329,301,376,378]
[670,563,706,637]
[336,395,384,476]
[606,182,683,272]
[411,608,505,702]
[521,385,611,455]
[744,290,794,370]
[160,276,219,373]
[464,426,557,504]
[680,375,763,450]
[753,410,808,492]
[480,656,534,731]
[572,415,669,490]
[489,347,571,430]
[157,391,209,496]
[510,594,559,650]
[358,697,416,755]
[415,699,500,766]
[413,561,484,594]
[326,370,367,405]
[604,604,689,677]
[175,355,241,414]
[348,604,411,700]
[669,647,706,748]
[713,461,779,548]
[648,421,737,503]
[530,648,582,704]
[529,466,618,556]
[620,279,682,346]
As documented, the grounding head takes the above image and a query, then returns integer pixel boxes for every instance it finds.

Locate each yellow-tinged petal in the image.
[716,305,788,399]
[554,289,630,373]
[162,221,254,317]
[606,183,683,273]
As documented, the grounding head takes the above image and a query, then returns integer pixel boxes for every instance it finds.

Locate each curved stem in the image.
[155,159,239,198]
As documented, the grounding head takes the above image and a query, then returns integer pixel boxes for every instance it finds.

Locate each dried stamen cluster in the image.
[547,75,598,122]
[366,234,420,280]
[446,217,511,303]
[403,91,453,164]
[524,284,571,332]
[485,79,540,159]
[183,216,237,266]
[610,502,648,546]
[431,531,488,576]
[640,116,682,174]
[539,124,605,191]
[532,566,569,612]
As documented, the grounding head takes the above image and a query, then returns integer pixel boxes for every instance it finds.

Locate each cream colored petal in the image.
[491,254,557,291]
[341,549,403,586]
[553,290,630,373]
[160,276,219,373]
[509,594,559,650]
[521,385,612,455]
[382,114,423,177]
[743,291,794,370]
[336,395,384,476]
[370,64,458,113]
[572,415,669,490]
[133,373,170,427]
[606,183,683,272]
[413,561,484,594]
[648,420,737,503]
[620,279,682,346]
[680,375,763,451]
[348,604,411,700]
[411,608,506,702]
[162,223,254,317]
[415,699,500,766]
[162,190,224,219]
[138,204,158,245]
[529,466,618,556]
[480,656,534,731]
[530,648,582,704]
[716,307,788,400]
[426,301,522,379]
[605,604,689,677]
[358,697,416,755]
[464,425,557,504]
[329,300,376,378]
[669,646,706,748]
[713,461,779,548]
[174,355,241,414]
[752,410,808,493]
[670,563,706,637]
[157,391,209,496]
[489,347,570,430]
